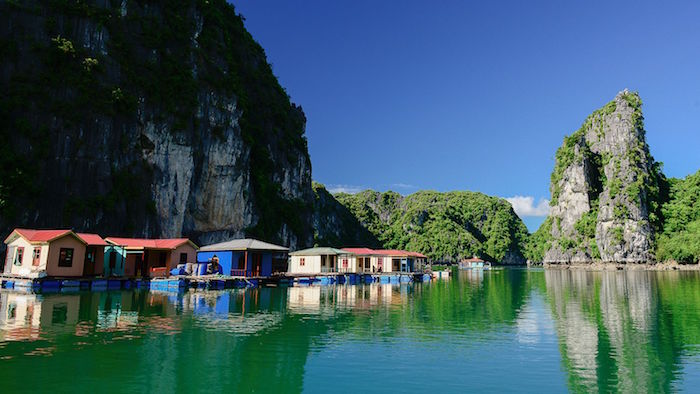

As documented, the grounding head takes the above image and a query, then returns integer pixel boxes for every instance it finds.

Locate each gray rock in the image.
[545,90,658,264]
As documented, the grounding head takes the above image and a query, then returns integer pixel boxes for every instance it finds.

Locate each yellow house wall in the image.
[289,255,322,274]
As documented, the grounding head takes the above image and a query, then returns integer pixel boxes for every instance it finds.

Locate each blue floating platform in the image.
[42,280,61,289]
[61,280,81,288]
[92,279,108,290]
[108,280,122,289]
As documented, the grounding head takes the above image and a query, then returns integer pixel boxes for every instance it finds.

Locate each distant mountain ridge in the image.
[323,189,529,263]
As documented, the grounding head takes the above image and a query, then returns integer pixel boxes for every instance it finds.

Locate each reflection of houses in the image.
[104,238,198,278]
[3,228,93,278]
[288,247,356,274]
[288,286,321,313]
[197,238,289,277]
[0,291,81,341]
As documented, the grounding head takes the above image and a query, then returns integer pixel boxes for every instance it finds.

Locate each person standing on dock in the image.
[207,255,222,275]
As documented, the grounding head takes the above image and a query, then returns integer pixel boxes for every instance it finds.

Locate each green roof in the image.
[289,247,355,256]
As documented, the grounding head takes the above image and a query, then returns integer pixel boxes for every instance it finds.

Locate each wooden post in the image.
[244,250,248,277]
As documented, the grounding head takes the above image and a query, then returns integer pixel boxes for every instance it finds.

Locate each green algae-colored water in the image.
[2,269,700,393]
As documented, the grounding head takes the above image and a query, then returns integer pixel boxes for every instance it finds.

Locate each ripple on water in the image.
[0,270,699,393]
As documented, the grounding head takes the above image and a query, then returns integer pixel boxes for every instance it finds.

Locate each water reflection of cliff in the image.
[543,270,700,392]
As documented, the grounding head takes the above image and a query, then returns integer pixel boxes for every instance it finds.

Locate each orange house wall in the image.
[45,237,86,277]
[93,249,104,276]
[124,254,139,277]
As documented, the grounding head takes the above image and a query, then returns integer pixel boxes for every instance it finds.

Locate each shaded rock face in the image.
[0,0,313,249]
[545,90,662,264]
[310,183,380,248]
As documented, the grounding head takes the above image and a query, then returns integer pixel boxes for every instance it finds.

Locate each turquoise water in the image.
[1,269,700,392]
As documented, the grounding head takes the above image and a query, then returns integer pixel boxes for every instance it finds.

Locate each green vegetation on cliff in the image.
[334,190,529,263]
[523,217,552,262]
[1,0,312,245]
[656,170,700,263]
[311,183,380,248]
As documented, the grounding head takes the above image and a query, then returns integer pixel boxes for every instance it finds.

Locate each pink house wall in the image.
[171,244,196,268]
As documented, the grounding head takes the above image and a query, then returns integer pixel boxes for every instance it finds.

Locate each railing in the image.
[230,269,246,277]
[321,267,337,273]
[150,267,168,277]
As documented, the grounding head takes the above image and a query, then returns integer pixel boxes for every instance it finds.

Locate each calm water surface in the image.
[1,269,700,393]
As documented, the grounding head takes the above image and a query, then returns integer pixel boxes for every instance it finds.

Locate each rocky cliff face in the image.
[0,0,313,248]
[544,90,664,264]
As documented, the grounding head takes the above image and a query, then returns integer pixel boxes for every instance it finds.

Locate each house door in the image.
[83,247,96,276]
[108,251,117,276]
[136,252,147,278]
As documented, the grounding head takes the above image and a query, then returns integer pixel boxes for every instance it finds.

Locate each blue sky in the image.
[234,0,700,231]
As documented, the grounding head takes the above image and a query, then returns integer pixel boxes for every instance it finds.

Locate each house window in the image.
[342,258,348,268]
[300,258,305,266]
[154,251,167,267]
[14,247,24,266]
[378,257,383,271]
[179,253,188,263]
[32,247,41,266]
[58,248,74,267]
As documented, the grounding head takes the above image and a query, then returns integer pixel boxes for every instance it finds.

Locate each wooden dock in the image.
[0,271,434,293]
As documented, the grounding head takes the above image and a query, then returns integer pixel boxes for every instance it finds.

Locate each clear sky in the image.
[234,0,700,231]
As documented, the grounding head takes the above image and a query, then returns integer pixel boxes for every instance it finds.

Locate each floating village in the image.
[0,228,480,293]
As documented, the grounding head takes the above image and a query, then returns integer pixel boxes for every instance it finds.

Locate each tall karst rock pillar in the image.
[544,90,663,264]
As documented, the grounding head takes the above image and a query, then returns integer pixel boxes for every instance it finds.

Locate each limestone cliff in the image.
[0,0,313,248]
[544,90,665,264]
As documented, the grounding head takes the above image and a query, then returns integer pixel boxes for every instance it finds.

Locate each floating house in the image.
[288,247,356,275]
[341,248,378,273]
[104,237,198,278]
[3,229,90,278]
[459,257,491,270]
[197,238,289,277]
[104,243,126,277]
[77,233,109,277]
[342,248,428,273]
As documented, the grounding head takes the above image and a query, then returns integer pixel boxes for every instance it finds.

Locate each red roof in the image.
[463,257,484,262]
[342,247,376,255]
[342,248,427,258]
[105,237,196,250]
[77,233,108,246]
[5,228,85,244]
